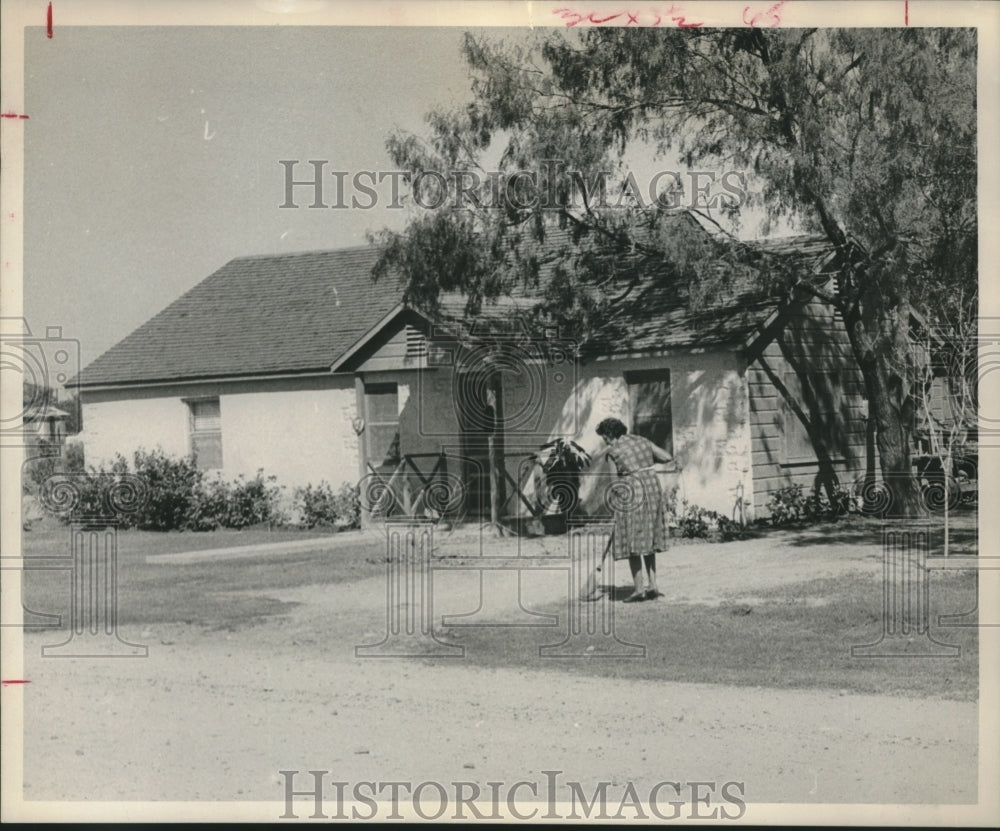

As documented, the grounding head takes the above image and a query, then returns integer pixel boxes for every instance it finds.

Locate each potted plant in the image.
[533,438,591,535]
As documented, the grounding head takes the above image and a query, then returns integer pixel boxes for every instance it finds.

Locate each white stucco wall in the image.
[385,349,754,519]
[79,377,361,494]
[80,397,191,467]
[78,350,753,523]
[548,352,754,519]
[221,385,359,491]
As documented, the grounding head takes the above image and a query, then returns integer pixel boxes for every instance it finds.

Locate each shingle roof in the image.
[606,233,843,352]
[75,246,404,387]
[750,234,841,273]
[77,224,841,387]
[437,226,838,354]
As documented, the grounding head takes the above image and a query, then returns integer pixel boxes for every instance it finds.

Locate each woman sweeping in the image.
[583,417,676,603]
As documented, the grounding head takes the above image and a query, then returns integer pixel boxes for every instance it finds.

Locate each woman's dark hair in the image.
[596,417,628,440]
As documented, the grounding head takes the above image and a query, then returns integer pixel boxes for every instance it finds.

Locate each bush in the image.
[669,498,750,542]
[130,448,204,531]
[294,481,360,530]
[675,501,718,539]
[38,449,289,531]
[767,482,852,526]
[330,483,361,530]
[663,484,679,516]
[23,439,62,495]
[64,441,86,473]
[767,484,806,525]
[715,514,750,542]
[189,475,232,531]
[36,447,367,532]
[178,467,287,530]
[225,471,287,529]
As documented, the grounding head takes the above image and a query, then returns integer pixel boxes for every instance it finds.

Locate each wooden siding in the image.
[746,286,867,513]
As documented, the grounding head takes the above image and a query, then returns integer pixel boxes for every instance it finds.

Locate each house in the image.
[73,218,869,521]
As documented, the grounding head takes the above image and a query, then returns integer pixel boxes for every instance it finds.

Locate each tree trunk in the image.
[869,337,924,518]
[487,371,507,535]
[856,366,879,497]
[838,256,923,518]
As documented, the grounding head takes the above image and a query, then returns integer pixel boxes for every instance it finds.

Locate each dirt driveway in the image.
[16,524,981,816]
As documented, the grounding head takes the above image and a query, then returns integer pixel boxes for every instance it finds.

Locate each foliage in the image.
[23,439,62,494]
[671,500,749,541]
[766,483,853,527]
[189,475,233,532]
[192,471,287,531]
[23,442,88,506]
[533,438,591,474]
[222,471,287,529]
[129,448,205,531]
[64,441,86,473]
[23,381,82,434]
[913,286,977,509]
[675,502,713,539]
[37,448,290,531]
[372,28,976,517]
[533,438,591,520]
[293,481,361,530]
[715,514,750,542]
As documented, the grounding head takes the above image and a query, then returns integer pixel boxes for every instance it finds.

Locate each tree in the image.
[373,27,977,517]
[23,381,81,435]
[913,286,977,553]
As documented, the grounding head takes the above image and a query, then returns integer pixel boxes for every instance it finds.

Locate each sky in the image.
[21,22,789,377]
[23,25,477,370]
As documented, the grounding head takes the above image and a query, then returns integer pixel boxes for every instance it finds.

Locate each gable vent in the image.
[405,325,427,358]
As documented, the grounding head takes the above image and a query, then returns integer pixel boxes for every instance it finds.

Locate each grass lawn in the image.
[20,515,342,558]
[435,570,979,701]
[18,512,980,700]
[19,516,385,629]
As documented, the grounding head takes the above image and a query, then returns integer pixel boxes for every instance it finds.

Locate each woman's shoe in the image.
[623,592,645,603]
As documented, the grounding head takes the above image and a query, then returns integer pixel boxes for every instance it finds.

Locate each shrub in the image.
[38,449,289,531]
[64,441,86,473]
[295,481,337,528]
[767,482,853,526]
[767,484,806,525]
[225,470,287,529]
[294,481,360,530]
[187,471,286,530]
[23,439,62,495]
[330,482,361,530]
[827,484,854,517]
[669,498,750,542]
[129,448,205,531]
[189,475,232,531]
[715,514,749,541]
[675,501,715,539]
[663,484,679,516]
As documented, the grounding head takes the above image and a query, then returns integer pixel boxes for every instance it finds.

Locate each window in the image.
[626,370,673,454]
[781,371,845,464]
[928,373,955,428]
[187,398,222,470]
[364,382,401,468]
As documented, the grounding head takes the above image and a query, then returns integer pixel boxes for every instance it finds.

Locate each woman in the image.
[585,417,675,603]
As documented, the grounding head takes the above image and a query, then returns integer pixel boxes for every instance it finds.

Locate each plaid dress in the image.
[607,434,668,560]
